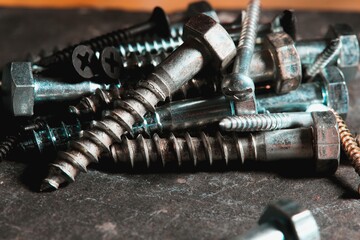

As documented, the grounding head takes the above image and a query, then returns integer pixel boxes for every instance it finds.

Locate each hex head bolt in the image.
[35,7,171,68]
[131,66,348,136]
[111,111,340,175]
[222,0,261,101]
[40,14,237,191]
[1,62,112,116]
[230,199,320,240]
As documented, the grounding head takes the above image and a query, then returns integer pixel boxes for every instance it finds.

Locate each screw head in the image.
[100,47,122,80]
[72,45,96,79]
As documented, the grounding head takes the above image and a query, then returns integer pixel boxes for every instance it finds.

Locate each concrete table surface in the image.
[0,7,360,240]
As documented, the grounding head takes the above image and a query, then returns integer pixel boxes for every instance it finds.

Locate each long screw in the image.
[219,112,316,132]
[35,7,171,68]
[40,14,236,191]
[306,38,341,80]
[110,126,338,175]
[330,109,360,193]
[222,0,261,101]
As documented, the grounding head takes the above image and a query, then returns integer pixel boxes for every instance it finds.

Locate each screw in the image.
[72,45,98,79]
[0,135,19,161]
[1,62,113,116]
[306,38,341,80]
[69,86,122,119]
[40,14,237,191]
[229,199,320,240]
[112,111,339,174]
[19,118,83,154]
[219,112,318,132]
[222,0,261,100]
[131,70,348,136]
[35,7,171,68]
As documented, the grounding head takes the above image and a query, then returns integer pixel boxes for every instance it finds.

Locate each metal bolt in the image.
[112,111,340,174]
[1,62,113,116]
[306,38,341,80]
[222,0,261,100]
[219,112,321,132]
[35,7,171,68]
[229,199,320,240]
[40,14,237,191]
[131,67,348,136]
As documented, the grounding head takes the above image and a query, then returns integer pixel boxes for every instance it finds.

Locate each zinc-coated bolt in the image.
[1,62,113,116]
[40,14,237,191]
[222,0,261,100]
[229,199,320,240]
[35,7,171,68]
[306,38,341,80]
[111,111,339,175]
[219,112,321,132]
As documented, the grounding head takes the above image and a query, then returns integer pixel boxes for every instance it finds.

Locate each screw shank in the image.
[231,222,284,240]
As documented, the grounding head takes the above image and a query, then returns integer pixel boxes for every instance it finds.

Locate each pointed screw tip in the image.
[39,180,58,192]
[219,118,231,130]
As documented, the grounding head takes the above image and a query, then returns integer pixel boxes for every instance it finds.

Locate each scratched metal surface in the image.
[0,7,360,240]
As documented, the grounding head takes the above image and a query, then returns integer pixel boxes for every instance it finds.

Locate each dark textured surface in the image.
[0,7,360,240]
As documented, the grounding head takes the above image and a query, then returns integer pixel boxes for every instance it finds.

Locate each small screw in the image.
[72,45,97,79]
[100,47,122,80]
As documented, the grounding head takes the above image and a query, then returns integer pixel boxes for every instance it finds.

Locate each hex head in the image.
[259,199,320,240]
[317,66,349,118]
[264,32,302,94]
[2,62,35,116]
[326,24,360,81]
[311,111,340,175]
[186,1,220,23]
[183,14,236,70]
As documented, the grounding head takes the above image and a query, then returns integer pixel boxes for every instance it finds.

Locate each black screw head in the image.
[149,7,171,37]
[101,47,122,80]
[72,45,96,79]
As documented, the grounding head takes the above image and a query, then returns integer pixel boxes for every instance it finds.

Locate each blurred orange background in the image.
[0,0,359,12]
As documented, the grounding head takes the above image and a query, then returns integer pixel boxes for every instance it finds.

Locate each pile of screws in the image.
[0,0,359,199]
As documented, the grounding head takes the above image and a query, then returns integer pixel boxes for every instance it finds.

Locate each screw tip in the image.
[40,179,59,192]
[219,118,232,130]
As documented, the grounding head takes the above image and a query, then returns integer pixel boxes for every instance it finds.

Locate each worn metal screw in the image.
[112,111,339,174]
[0,135,19,161]
[35,7,171,68]
[41,14,237,191]
[229,199,320,240]
[222,0,261,101]
[306,38,341,80]
[219,112,321,132]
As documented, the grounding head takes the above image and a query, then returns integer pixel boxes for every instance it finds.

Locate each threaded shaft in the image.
[69,86,122,118]
[219,112,315,132]
[120,51,170,70]
[306,39,341,79]
[220,113,292,131]
[0,136,18,161]
[111,132,254,167]
[118,35,183,57]
[171,77,219,101]
[331,109,360,177]
[235,0,261,74]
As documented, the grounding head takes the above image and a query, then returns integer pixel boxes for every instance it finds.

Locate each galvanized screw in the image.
[222,0,261,101]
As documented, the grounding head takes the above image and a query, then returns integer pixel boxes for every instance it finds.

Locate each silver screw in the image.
[222,0,261,101]
[219,112,315,132]
[40,14,236,191]
[306,38,341,80]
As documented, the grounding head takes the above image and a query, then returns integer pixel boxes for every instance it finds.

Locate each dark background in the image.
[0,8,360,240]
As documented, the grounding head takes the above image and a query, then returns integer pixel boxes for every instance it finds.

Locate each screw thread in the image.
[171,77,219,101]
[219,113,293,132]
[306,39,341,78]
[0,136,18,161]
[111,132,255,167]
[41,76,169,191]
[118,35,183,57]
[69,86,122,118]
[331,109,360,176]
[120,51,170,70]
[238,0,261,52]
